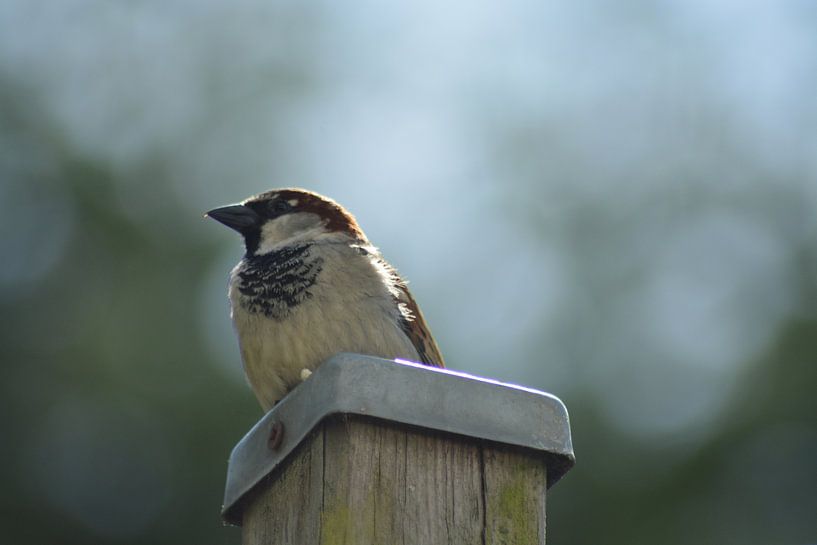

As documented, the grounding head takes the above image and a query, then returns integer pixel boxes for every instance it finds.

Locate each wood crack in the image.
[479,445,487,545]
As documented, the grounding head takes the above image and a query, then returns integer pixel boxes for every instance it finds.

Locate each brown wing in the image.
[364,249,445,368]
[394,283,446,368]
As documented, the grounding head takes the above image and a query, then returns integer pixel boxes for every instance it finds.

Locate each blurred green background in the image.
[1,1,816,544]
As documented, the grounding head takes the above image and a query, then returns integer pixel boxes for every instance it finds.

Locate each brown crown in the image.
[248,188,368,242]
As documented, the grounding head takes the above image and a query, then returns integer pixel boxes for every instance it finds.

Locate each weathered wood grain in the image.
[483,446,547,545]
[398,422,483,544]
[241,415,548,545]
[242,427,325,545]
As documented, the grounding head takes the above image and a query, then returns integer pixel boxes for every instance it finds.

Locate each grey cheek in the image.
[261,213,322,242]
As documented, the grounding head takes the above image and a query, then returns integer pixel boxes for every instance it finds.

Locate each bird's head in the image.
[206,188,367,256]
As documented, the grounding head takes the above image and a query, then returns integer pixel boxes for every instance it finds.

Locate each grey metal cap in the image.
[222,353,575,524]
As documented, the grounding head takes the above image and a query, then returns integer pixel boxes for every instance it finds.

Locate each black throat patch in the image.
[237,243,323,319]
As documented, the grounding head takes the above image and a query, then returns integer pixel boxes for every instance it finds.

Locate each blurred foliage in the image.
[0,77,257,544]
[2,2,817,544]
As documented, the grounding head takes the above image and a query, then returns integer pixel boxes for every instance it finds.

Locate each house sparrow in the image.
[206,188,445,410]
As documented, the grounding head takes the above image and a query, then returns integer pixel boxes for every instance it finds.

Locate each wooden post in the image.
[222,355,574,545]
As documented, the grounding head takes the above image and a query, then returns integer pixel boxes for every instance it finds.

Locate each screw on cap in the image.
[267,421,284,451]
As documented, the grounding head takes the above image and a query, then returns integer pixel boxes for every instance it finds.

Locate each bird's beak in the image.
[205,204,262,232]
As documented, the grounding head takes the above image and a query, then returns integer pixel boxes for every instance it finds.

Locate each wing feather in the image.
[362,247,445,368]
[395,284,446,368]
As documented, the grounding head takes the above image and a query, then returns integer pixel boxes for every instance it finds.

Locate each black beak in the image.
[205,204,262,232]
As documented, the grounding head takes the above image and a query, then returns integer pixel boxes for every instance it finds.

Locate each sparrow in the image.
[206,188,445,410]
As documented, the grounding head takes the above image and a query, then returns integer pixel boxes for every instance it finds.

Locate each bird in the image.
[206,188,445,410]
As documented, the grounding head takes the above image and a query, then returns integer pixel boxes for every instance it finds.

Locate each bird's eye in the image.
[269,200,292,214]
